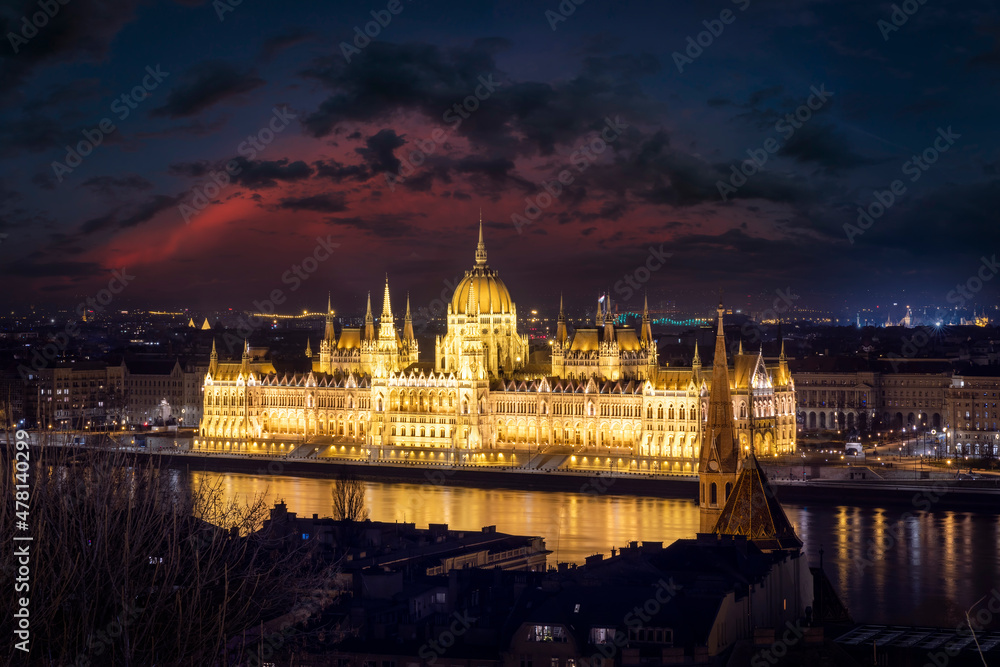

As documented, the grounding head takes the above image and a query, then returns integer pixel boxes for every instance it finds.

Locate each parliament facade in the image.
[196,223,796,471]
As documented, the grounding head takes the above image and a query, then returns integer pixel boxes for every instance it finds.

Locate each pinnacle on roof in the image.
[475,214,488,266]
[381,275,393,321]
[700,301,739,475]
[712,452,802,552]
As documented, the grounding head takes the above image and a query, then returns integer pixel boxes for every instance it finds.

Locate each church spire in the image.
[556,293,568,345]
[364,291,375,340]
[403,294,414,341]
[699,300,741,531]
[305,338,313,358]
[209,338,218,375]
[475,213,488,266]
[381,275,393,322]
[324,291,335,342]
[595,295,603,327]
[693,340,701,366]
[641,293,653,345]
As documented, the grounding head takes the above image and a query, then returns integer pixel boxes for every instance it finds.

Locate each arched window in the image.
[710,482,718,506]
[657,405,664,420]
[725,482,732,501]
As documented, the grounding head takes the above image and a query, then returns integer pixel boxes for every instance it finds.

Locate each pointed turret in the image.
[381,276,393,321]
[555,293,568,346]
[738,339,744,356]
[698,300,741,532]
[324,292,335,342]
[209,338,218,375]
[595,296,603,327]
[712,451,802,552]
[240,338,250,374]
[640,293,653,345]
[475,214,488,266]
[364,291,375,340]
[305,338,313,358]
[403,294,414,341]
[603,296,615,340]
[777,339,791,386]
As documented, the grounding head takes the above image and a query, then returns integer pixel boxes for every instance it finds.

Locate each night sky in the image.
[0,0,998,317]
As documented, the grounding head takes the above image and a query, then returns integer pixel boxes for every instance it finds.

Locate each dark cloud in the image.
[778,124,876,172]
[80,174,154,197]
[0,0,138,97]
[229,157,313,189]
[355,129,406,174]
[326,214,415,238]
[278,193,347,212]
[259,27,315,62]
[75,193,181,236]
[168,161,211,178]
[301,39,662,157]
[0,259,104,278]
[312,159,370,183]
[151,61,264,118]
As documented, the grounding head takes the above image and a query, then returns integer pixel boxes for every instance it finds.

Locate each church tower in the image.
[699,301,742,533]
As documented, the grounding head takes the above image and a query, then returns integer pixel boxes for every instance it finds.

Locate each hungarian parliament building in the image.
[196,224,797,471]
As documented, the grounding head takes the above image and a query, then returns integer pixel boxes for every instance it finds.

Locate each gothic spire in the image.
[693,340,701,366]
[700,300,739,475]
[305,338,313,358]
[381,275,393,322]
[403,294,414,341]
[364,291,375,340]
[324,292,335,341]
[556,293,568,345]
[641,292,653,345]
[475,214,488,266]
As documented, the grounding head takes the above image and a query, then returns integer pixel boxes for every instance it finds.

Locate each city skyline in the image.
[0,1,998,313]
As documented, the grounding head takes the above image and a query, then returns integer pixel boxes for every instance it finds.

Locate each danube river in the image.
[188,469,1000,628]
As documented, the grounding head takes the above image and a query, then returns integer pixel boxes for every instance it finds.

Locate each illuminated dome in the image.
[451,268,514,314]
[449,222,515,315]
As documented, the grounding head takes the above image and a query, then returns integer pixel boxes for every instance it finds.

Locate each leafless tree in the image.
[0,438,329,666]
[331,472,369,522]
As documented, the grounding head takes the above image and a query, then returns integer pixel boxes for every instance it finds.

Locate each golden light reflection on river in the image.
[189,470,1000,627]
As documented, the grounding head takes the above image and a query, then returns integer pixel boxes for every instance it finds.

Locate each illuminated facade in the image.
[197,221,795,470]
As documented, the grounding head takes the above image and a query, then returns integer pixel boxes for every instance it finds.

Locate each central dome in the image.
[449,220,515,315]
[451,267,515,314]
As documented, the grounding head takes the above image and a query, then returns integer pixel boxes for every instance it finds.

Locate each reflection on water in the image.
[188,470,1000,628]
